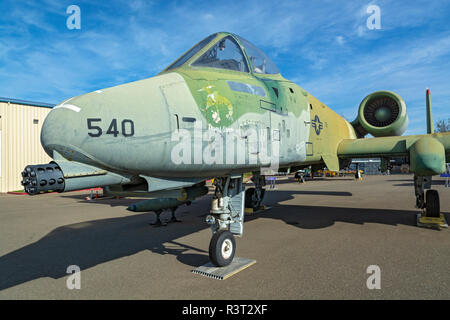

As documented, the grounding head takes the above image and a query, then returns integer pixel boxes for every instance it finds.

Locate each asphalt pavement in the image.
[0,174,449,299]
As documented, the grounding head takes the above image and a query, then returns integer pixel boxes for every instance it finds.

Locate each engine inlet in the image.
[363,96,400,127]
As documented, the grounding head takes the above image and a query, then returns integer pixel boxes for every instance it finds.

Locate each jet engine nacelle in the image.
[351,91,408,137]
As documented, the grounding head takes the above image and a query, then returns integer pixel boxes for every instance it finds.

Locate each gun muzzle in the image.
[21,163,65,195]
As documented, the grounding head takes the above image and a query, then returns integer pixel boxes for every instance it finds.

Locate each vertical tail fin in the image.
[426,88,434,134]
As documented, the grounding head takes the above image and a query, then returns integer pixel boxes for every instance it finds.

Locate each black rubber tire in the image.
[209,230,236,267]
[245,187,256,209]
[245,187,265,210]
[426,190,440,218]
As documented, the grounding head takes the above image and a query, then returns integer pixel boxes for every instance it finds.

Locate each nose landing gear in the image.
[205,175,245,267]
[205,174,267,267]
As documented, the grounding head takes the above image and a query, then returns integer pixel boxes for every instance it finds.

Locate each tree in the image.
[435,118,450,133]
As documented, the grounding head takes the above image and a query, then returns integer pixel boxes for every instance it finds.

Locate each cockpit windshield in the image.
[192,36,248,72]
[236,36,280,75]
[165,33,280,75]
[166,33,217,71]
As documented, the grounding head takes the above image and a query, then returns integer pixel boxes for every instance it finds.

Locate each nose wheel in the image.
[209,230,236,267]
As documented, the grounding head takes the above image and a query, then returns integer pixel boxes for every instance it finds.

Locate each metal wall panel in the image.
[0,102,52,192]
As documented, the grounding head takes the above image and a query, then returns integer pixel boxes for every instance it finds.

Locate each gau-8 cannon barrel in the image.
[21,163,65,195]
[21,160,132,195]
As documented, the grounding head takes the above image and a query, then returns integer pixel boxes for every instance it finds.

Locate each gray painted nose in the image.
[40,103,83,159]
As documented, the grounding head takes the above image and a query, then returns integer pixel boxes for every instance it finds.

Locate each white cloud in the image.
[0,0,449,136]
[336,36,345,45]
[295,31,450,135]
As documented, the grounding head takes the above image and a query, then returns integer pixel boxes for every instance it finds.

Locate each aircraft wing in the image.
[337,132,450,175]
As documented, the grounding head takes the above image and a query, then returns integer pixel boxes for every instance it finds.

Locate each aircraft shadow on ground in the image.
[386,179,445,188]
[0,190,447,291]
[266,190,352,196]
[273,177,356,185]
[392,180,446,187]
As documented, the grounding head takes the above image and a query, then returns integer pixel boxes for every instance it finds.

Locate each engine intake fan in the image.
[352,90,408,137]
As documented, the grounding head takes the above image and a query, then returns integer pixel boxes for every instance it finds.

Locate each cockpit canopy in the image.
[165,33,280,75]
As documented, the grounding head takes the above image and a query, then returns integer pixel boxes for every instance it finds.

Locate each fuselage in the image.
[41,71,356,178]
[40,32,356,179]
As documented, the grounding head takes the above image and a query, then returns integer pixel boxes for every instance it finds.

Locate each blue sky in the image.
[1,0,449,135]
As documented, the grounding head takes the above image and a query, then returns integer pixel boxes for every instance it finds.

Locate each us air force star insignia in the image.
[311,115,323,135]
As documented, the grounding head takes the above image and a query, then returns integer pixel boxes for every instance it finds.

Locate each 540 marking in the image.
[87,118,135,137]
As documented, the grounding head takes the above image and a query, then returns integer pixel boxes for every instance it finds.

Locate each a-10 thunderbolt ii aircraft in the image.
[21,32,450,267]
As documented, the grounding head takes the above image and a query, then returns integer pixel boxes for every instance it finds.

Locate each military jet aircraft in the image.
[21,32,450,267]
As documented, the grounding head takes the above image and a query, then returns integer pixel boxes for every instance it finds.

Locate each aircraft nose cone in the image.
[41,72,189,173]
[40,103,80,158]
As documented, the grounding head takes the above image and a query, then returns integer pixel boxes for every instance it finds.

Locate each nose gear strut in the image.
[206,173,266,267]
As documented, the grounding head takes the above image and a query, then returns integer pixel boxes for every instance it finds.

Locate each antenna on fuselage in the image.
[426,88,434,134]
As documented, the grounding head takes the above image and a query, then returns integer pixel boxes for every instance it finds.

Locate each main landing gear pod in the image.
[411,137,448,229]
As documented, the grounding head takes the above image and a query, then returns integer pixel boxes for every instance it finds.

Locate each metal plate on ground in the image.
[416,213,448,230]
[244,205,272,214]
[192,257,256,280]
